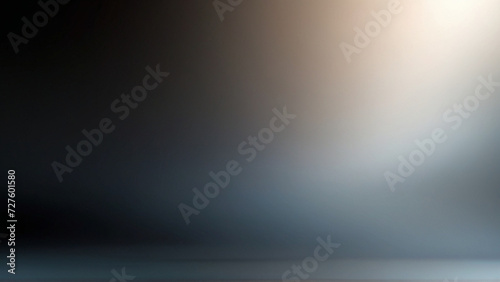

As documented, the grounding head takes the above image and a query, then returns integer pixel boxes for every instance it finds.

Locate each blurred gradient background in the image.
[2,0,500,280]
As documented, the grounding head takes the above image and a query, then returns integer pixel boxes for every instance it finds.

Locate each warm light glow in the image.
[425,0,483,31]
